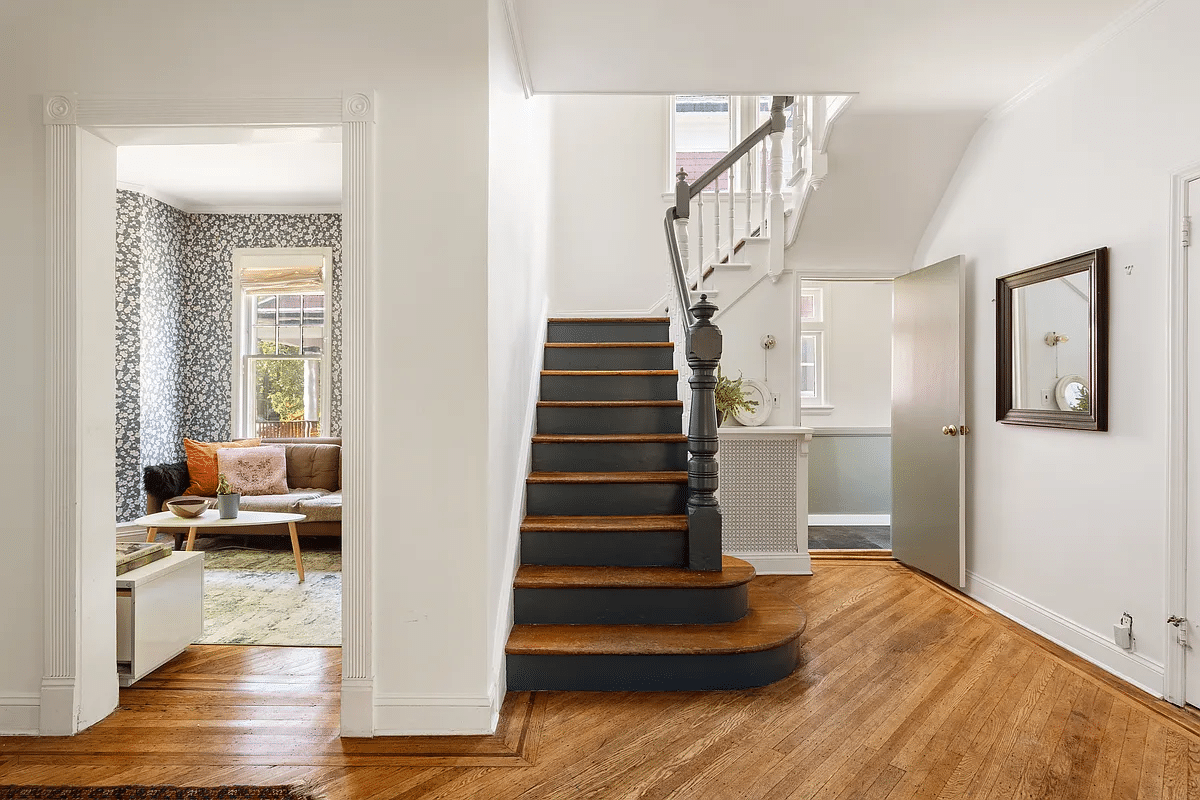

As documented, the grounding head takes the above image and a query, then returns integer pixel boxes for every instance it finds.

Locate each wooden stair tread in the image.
[531,434,687,444]
[537,400,683,408]
[548,317,669,323]
[506,585,804,656]
[515,555,752,590]
[527,471,688,484]
[545,342,673,349]
[541,369,678,376]
[521,514,688,532]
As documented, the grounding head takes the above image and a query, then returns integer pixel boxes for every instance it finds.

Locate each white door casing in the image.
[891,256,966,588]
[1181,177,1200,706]
[42,92,376,736]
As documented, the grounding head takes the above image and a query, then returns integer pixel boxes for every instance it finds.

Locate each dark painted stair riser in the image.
[532,441,686,473]
[526,481,686,516]
[547,320,669,343]
[506,642,802,692]
[520,529,687,567]
[514,583,748,625]
[537,404,682,435]
[540,373,677,402]
[544,345,673,371]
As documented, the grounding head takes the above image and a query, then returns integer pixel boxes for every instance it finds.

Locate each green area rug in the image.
[197,549,340,647]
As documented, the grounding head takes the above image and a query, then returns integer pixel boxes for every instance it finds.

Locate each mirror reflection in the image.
[1010,271,1091,413]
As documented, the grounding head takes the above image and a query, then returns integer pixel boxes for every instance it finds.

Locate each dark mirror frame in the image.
[996,247,1108,431]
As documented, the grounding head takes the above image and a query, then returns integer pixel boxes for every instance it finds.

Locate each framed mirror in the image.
[996,247,1108,430]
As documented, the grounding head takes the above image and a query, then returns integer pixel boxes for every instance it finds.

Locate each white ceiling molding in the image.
[988,0,1166,120]
[503,0,535,98]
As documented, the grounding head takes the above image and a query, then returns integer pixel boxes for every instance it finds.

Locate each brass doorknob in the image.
[959,425,970,436]
[942,426,957,436]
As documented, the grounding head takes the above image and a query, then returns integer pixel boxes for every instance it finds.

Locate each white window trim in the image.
[799,283,833,413]
[668,95,766,194]
[231,246,333,439]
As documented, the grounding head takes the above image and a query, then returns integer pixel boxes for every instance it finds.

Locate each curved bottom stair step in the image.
[505,584,806,691]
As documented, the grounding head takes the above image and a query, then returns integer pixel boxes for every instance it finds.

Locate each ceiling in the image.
[513,0,1148,112]
[112,128,341,212]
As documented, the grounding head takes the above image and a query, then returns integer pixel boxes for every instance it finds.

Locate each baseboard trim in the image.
[729,551,812,576]
[373,693,497,735]
[809,514,890,526]
[341,677,374,737]
[549,293,670,319]
[0,694,40,735]
[967,571,1165,697]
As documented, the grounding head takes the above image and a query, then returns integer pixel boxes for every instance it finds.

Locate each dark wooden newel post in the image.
[686,294,723,571]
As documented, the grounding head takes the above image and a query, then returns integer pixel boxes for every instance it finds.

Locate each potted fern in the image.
[216,472,240,519]
[715,367,758,426]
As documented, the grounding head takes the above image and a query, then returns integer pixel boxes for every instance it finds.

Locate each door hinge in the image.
[1183,216,1192,248]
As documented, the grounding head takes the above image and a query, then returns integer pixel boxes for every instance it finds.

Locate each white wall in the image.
[486,0,551,720]
[915,0,1193,692]
[0,0,499,734]
[547,94,672,314]
[805,280,893,428]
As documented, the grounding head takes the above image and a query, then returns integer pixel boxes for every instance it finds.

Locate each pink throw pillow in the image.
[216,445,289,496]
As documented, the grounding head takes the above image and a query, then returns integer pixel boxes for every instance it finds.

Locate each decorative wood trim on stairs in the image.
[514,555,754,590]
[520,514,688,532]
[531,434,687,443]
[507,585,805,657]
[547,317,670,323]
[543,342,674,348]
[527,471,688,484]
[541,369,679,376]
[537,400,683,407]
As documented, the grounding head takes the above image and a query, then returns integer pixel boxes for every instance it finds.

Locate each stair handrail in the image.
[662,96,793,572]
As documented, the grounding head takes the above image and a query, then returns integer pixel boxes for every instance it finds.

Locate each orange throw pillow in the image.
[182,438,262,496]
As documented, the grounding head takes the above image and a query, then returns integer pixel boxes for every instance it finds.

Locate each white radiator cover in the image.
[717,427,813,574]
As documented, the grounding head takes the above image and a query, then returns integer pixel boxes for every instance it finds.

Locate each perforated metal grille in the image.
[719,438,798,552]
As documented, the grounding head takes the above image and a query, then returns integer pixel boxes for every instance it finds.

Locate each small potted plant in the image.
[715,367,758,426]
[216,472,240,519]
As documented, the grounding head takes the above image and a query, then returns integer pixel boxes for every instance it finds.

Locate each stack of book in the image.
[116,541,173,575]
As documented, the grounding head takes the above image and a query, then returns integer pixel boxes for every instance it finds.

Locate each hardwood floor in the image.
[5,559,1200,798]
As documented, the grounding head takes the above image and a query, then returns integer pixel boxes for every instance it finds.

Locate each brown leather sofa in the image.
[143,437,341,547]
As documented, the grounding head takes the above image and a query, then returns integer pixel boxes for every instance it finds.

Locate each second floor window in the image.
[671,95,795,192]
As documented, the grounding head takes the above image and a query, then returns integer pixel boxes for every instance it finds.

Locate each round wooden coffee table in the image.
[134,509,308,582]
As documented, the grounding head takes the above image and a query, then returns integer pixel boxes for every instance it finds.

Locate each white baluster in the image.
[697,191,705,292]
[713,180,720,278]
[760,139,768,236]
[768,122,785,280]
[744,152,752,241]
[676,217,690,277]
[728,167,735,265]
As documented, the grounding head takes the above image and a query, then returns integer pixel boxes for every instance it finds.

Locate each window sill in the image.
[800,405,834,416]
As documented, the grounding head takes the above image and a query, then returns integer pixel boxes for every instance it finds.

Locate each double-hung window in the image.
[799,284,828,411]
[232,248,332,439]
[670,95,795,192]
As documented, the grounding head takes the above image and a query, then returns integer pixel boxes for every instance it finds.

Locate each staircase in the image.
[505,317,806,691]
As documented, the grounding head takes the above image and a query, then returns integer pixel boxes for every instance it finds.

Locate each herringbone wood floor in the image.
[4,557,1200,798]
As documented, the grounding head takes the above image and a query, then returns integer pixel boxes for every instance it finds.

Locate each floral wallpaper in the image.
[114,190,342,522]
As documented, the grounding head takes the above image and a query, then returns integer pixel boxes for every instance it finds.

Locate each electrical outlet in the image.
[1114,613,1133,650]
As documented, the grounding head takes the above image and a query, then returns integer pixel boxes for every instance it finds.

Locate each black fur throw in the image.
[143,460,190,500]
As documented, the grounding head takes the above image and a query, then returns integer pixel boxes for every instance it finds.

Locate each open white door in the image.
[891,256,966,588]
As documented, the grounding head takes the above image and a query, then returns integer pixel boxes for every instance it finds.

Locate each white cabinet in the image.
[116,551,204,686]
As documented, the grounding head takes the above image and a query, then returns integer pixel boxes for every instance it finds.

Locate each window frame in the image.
[667,95,793,195]
[230,247,333,439]
[798,284,833,414]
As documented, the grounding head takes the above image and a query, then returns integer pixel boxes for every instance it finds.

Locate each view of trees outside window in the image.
[248,293,324,437]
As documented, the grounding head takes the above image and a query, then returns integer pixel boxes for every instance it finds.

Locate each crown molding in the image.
[989,0,1167,121]
[116,183,340,217]
[503,0,535,98]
